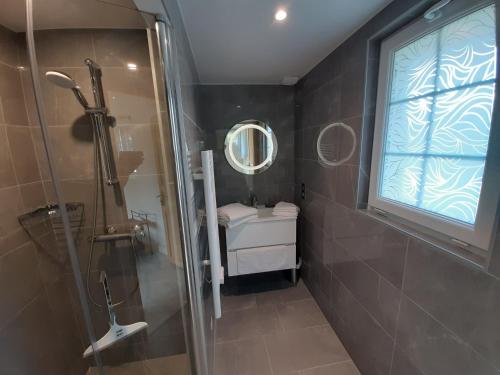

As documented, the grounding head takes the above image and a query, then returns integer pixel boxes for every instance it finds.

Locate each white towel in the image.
[273,201,299,217]
[274,202,298,210]
[218,214,258,228]
[217,203,257,227]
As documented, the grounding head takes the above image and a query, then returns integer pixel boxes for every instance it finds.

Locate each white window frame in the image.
[368,0,499,253]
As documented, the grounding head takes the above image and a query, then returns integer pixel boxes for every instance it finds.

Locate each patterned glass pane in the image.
[420,157,485,224]
[385,98,432,153]
[431,84,495,156]
[390,32,438,102]
[438,5,496,91]
[380,4,496,225]
[380,156,424,206]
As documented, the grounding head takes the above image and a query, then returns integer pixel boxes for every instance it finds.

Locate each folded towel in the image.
[218,214,258,228]
[273,202,299,217]
[217,203,258,227]
[274,202,298,210]
[274,208,299,213]
[273,212,298,218]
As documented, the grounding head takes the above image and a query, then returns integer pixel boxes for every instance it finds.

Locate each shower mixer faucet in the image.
[45,59,118,186]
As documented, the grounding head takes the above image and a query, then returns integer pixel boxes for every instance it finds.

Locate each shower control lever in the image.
[93,224,146,243]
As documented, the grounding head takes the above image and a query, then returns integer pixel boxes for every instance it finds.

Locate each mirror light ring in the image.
[316,122,357,167]
[228,124,274,171]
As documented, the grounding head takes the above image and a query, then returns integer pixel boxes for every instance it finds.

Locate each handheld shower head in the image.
[45,71,77,89]
[45,71,89,109]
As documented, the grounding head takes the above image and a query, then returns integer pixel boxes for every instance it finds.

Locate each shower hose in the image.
[85,112,139,309]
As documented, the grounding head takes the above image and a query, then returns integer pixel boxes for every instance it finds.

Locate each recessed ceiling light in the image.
[127,63,137,71]
[274,9,287,22]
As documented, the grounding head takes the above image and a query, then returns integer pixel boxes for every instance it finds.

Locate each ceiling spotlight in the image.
[127,63,137,71]
[274,9,287,22]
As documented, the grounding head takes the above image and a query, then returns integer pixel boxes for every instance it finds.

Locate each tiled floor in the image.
[87,353,189,375]
[215,281,360,375]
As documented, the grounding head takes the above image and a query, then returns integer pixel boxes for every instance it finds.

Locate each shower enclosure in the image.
[0,0,213,374]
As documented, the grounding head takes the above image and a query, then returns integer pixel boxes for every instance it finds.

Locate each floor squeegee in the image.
[83,271,148,358]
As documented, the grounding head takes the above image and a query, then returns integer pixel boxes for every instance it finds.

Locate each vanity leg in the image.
[291,268,297,286]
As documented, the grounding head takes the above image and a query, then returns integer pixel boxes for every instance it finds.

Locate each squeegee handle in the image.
[99,271,116,325]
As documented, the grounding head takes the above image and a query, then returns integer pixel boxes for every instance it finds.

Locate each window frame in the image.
[368,0,499,253]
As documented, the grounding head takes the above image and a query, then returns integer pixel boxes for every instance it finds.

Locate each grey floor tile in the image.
[300,361,361,375]
[265,325,350,375]
[143,354,189,375]
[215,336,273,375]
[276,298,328,330]
[216,304,281,342]
[221,293,257,312]
[256,280,312,306]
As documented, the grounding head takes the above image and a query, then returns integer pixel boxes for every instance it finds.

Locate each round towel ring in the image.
[316,122,357,167]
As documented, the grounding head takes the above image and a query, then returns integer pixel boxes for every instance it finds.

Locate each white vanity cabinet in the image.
[224,208,297,277]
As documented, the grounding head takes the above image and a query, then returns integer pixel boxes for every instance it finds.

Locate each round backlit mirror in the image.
[224,120,278,175]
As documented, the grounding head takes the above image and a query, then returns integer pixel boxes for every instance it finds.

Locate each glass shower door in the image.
[20,0,204,373]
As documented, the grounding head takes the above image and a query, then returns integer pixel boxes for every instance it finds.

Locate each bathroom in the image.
[0,0,499,374]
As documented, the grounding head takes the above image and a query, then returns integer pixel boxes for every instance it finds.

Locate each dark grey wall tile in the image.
[199,85,295,206]
[329,240,400,337]
[334,212,408,288]
[404,239,500,369]
[303,126,320,160]
[396,296,498,375]
[390,348,426,375]
[335,165,357,209]
[329,275,394,375]
[339,63,365,119]
[301,48,342,94]
[294,1,500,374]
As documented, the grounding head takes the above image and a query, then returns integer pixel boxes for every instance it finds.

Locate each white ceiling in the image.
[178,0,393,84]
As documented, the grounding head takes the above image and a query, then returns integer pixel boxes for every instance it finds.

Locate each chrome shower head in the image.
[45,71,89,109]
[45,71,77,89]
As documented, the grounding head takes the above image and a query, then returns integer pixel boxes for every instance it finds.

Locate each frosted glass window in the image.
[379,4,496,225]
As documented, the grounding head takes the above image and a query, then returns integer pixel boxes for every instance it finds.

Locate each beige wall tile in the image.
[0,126,17,188]
[115,123,160,177]
[0,228,31,256]
[0,64,29,125]
[0,242,43,326]
[29,127,50,180]
[0,295,70,374]
[34,29,94,68]
[19,181,46,211]
[43,178,127,227]
[102,67,156,124]
[40,67,93,126]
[0,185,25,238]
[0,25,19,67]
[7,126,40,184]
[46,125,94,180]
[93,29,150,68]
